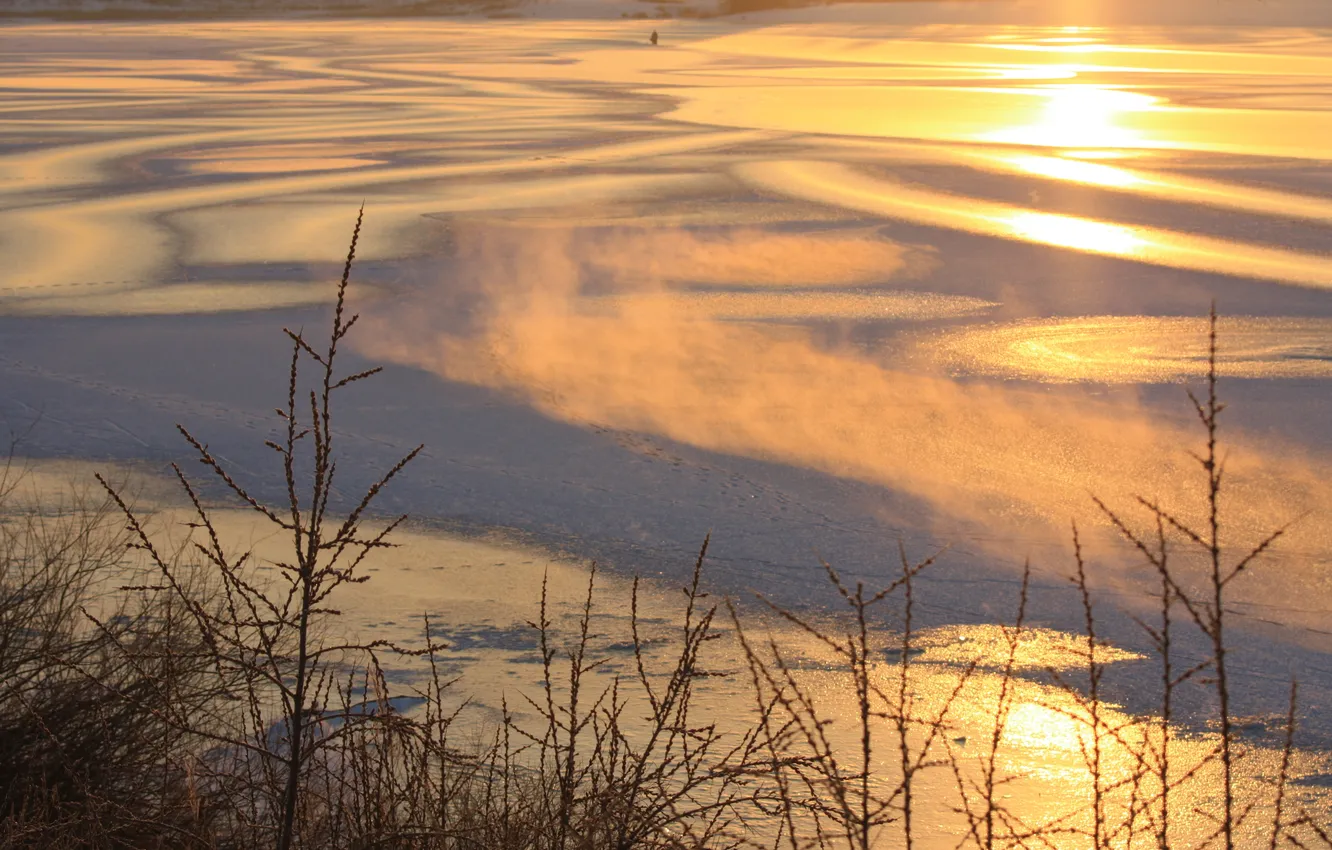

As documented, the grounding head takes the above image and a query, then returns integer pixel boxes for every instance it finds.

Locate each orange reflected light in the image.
[995,66,1080,80]
[1002,210,1145,255]
[1004,702,1094,753]
[986,85,1159,149]
[1003,153,1142,188]
[1059,149,1142,160]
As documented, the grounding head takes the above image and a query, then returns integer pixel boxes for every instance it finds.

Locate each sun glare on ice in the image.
[1001,210,1145,255]
[985,85,1159,149]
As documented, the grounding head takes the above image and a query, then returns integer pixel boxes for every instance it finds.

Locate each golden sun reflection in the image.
[1002,154,1142,188]
[735,160,1332,287]
[1004,701,1095,753]
[746,623,1332,847]
[1001,209,1145,253]
[920,316,1332,383]
[1058,150,1141,160]
[983,85,1159,149]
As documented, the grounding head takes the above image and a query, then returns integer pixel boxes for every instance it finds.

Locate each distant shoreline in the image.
[0,0,975,24]
[0,0,1317,26]
[0,0,527,22]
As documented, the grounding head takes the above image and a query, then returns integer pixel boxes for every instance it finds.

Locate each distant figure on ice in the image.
[650,30,659,45]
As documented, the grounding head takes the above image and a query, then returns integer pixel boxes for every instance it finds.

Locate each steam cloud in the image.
[358,223,1332,640]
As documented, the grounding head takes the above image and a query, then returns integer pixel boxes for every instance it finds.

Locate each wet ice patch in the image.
[0,280,351,316]
[575,226,931,288]
[580,289,996,322]
[917,316,1332,383]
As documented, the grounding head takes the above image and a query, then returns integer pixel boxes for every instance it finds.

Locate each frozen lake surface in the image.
[3,5,1332,838]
